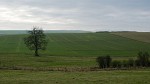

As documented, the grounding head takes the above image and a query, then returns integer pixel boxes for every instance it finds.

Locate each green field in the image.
[0,32,150,68]
[0,33,150,57]
[0,70,150,84]
[0,32,150,84]
[112,32,150,43]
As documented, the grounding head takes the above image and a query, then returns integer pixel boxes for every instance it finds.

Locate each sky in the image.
[0,0,150,31]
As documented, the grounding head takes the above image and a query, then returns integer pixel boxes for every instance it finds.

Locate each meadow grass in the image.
[0,33,149,69]
[0,53,135,69]
[0,32,150,84]
[0,54,97,68]
[0,33,150,57]
[0,70,150,84]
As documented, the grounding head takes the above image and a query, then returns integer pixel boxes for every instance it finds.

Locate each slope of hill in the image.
[111,32,150,43]
[0,33,150,57]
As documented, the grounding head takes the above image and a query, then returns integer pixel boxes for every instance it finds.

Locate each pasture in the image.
[0,70,150,84]
[0,32,150,84]
[0,33,150,57]
[1,32,150,68]
[112,32,150,43]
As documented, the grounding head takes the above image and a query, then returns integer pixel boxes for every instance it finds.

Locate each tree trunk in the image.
[34,29,39,56]
[35,48,39,56]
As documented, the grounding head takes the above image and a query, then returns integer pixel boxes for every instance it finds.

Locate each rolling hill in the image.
[0,32,150,57]
[112,32,150,43]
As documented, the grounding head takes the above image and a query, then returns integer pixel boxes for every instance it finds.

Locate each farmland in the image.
[112,32,150,43]
[1,32,150,68]
[0,33,150,57]
[0,32,150,84]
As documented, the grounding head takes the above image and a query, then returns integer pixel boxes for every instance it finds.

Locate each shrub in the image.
[127,58,135,67]
[96,55,112,68]
[122,60,128,68]
[137,52,149,67]
[135,59,140,67]
[96,52,150,69]
[111,60,121,68]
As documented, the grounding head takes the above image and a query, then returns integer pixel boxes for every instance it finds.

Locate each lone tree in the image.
[24,27,48,56]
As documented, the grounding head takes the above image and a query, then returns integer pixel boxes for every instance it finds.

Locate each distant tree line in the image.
[95,31,137,33]
[96,52,150,69]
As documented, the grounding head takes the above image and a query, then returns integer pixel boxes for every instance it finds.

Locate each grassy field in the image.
[112,32,150,43]
[0,53,136,70]
[0,33,150,57]
[0,32,150,84]
[0,54,97,69]
[0,70,150,84]
[0,32,150,68]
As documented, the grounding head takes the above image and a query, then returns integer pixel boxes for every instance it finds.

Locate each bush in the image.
[122,60,128,68]
[96,55,112,68]
[96,52,150,69]
[137,52,149,67]
[127,59,135,67]
[111,60,121,68]
[135,59,140,67]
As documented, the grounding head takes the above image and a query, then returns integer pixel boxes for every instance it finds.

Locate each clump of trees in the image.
[24,27,48,56]
[96,52,150,69]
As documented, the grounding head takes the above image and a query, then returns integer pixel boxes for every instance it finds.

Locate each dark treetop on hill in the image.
[24,27,48,56]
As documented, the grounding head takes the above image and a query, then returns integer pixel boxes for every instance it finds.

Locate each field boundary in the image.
[0,66,149,72]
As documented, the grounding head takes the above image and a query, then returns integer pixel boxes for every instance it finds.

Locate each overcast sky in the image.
[0,0,150,31]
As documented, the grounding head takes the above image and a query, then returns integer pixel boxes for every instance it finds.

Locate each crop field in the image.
[0,33,150,57]
[0,32,150,84]
[0,32,150,68]
[112,32,150,43]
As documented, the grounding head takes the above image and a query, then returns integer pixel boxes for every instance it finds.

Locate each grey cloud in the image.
[0,0,150,31]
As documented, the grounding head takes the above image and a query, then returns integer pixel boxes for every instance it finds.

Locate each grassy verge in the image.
[0,54,136,69]
[0,70,150,84]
